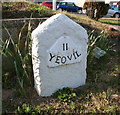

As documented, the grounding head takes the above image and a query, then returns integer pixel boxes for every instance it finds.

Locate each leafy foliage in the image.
[54,87,77,104]
[16,104,33,114]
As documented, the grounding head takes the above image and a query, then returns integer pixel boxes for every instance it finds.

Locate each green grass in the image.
[98,18,120,26]
[2,2,56,18]
[14,87,120,114]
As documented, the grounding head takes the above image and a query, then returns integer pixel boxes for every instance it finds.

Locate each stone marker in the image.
[32,13,88,96]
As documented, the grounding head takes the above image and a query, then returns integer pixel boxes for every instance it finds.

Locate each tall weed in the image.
[1,22,33,97]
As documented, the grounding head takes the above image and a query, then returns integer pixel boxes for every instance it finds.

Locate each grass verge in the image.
[98,18,120,26]
[2,2,56,19]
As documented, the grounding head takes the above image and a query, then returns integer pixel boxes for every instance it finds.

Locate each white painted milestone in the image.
[32,13,88,96]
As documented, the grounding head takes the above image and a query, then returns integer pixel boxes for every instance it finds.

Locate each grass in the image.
[2,22,33,97]
[2,2,120,114]
[2,2,56,18]
[98,18,120,26]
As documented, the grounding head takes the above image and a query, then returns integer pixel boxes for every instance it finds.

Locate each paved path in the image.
[71,12,120,20]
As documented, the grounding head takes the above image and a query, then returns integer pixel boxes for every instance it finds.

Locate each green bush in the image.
[83,1,109,20]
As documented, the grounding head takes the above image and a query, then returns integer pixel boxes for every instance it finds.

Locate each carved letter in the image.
[61,56,66,64]
[67,54,72,60]
[66,43,68,50]
[55,56,61,64]
[63,43,65,51]
[49,53,55,61]
[63,43,69,51]
[73,51,81,59]
[75,51,81,57]
[73,52,77,59]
